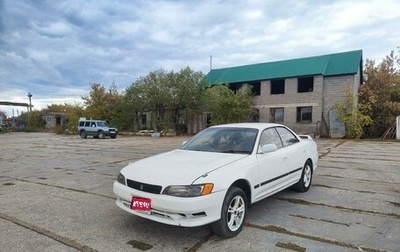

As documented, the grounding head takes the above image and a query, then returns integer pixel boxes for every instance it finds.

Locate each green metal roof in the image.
[206,50,362,85]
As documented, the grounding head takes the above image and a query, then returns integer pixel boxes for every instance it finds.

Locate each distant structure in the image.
[27,93,33,112]
[0,101,30,111]
[205,50,363,137]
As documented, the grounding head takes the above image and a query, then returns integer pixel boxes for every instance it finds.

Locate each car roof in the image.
[210,123,284,131]
[80,119,105,122]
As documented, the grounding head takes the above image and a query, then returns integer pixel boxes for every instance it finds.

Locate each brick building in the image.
[205,50,363,137]
[43,112,67,129]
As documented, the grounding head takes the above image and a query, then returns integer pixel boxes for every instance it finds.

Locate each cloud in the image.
[1,0,399,116]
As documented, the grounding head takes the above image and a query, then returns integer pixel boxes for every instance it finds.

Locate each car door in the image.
[83,121,91,134]
[254,127,292,201]
[275,126,304,185]
[87,121,97,135]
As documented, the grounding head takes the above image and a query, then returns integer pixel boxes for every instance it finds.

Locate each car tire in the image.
[80,130,87,139]
[98,131,105,139]
[211,187,247,238]
[294,160,313,192]
[110,135,117,139]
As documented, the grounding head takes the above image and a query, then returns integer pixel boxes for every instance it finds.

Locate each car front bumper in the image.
[113,181,225,227]
[105,131,117,136]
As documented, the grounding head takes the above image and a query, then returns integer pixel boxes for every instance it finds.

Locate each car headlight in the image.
[117,173,125,185]
[162,183,214,197]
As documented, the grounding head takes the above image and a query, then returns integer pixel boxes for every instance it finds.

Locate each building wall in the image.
[253,73,359,136]
[323,75,357,114]
[323,70,360,137]
[253,75,324,135]
[44,113,66,129]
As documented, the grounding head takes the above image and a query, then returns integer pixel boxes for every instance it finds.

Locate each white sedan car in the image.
[113,123,318,237]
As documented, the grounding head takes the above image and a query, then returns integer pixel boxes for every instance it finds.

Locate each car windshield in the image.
[97,121,109,127]
[181,127,258,154]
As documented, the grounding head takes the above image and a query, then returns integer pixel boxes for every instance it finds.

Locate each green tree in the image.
[19,110,46,131]
[137,70,169,132]
[123,83,149,131]
[82,82,123,123]
[123,68,206,133]
[334,88,372,139]
[106,82,124,127]
[205,84,256,125]
[65,104,85,133]
[164,67,206,133]
[82,83,108,119]
[359,49,400,137]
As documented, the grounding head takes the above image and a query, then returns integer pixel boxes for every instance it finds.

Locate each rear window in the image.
[97,121,109,127]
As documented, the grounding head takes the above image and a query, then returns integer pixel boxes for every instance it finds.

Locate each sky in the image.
[0,0,399,117]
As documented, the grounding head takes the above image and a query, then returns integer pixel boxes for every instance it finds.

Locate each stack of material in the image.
[380,122,396,140]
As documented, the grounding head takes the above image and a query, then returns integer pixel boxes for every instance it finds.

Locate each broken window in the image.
[296,107,312,123]
[270,108,284,123]
[270,79,285,94]
[229,81,261,96]
[297,77,314,92]
[250,82,261,96]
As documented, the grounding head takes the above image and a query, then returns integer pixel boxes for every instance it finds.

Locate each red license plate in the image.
[131,197,151,213]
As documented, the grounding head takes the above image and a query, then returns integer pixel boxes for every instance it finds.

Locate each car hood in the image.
[121,149,247,186]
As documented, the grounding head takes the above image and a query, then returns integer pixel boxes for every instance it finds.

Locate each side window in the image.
[276,127,299,147]
[79,121,84,127]
[259,128,283,150]
[84,121,90,127]
[91,122,96,127]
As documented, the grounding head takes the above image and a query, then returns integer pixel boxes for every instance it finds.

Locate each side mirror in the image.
[259,144,278,154]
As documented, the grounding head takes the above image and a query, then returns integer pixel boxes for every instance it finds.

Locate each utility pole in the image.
[27,93,33,112]
[27,92,33,125]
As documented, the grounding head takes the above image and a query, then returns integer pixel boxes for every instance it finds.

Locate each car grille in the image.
[126,179,162,194]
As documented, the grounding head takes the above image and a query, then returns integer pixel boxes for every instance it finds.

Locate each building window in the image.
[297,107,312,123]
[249,81,261,96]
[270,108,284,123]
[141,114,147,126]
[270,79,285,94]
[46,116,52,123]
[298,77,314,92]
[229,81,261,96]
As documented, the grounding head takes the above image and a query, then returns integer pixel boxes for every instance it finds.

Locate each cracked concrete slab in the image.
[0,133,399,252]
